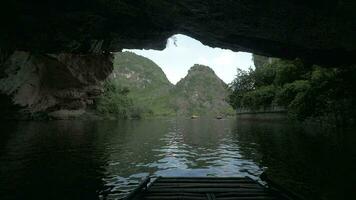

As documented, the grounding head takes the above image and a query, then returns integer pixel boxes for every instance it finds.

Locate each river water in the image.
[0,118,355,200]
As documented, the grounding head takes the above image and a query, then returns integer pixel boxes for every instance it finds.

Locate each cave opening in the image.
[0,34,257,119]
[104,34,253,118]
[123,34,254,85]
[0,1,356,200]
[0,31,355,123]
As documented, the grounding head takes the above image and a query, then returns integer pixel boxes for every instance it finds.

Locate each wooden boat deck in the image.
[124,177,293,200]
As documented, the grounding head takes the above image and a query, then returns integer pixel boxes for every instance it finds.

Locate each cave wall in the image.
[0,51,113,119]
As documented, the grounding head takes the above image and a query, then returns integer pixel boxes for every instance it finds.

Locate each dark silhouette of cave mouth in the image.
[1,1,356,66]
[1,0,356,119]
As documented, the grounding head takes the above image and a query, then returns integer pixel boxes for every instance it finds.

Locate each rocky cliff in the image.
[112,52,173,93]
[110,51,174,116]
[0,51,113,119]
[172,65,234,116]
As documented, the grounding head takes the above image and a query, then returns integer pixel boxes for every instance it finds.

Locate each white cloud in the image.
[197,57,210,66]
[212,51,235,66]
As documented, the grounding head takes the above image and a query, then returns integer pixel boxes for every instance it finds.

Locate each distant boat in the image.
[191,115,199,119]
[216,115,223,119]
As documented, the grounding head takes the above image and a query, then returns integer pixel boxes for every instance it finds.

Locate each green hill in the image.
[172,64,234,116]
[112,52,173,92]
[104,52,234,118]
[111,52,175,116]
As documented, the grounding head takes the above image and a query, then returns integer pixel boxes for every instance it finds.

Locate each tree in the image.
[228,54,356,125]
[228,68,254,109]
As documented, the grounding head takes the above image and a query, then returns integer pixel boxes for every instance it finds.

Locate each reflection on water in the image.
[0,118,355,200]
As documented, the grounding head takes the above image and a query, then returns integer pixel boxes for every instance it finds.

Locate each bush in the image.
[275,80,310,106]
[96,82,142,119]
[228,68,255,109]
[241,85,277,109]
[274,59,304,86]
[253,62,276,87]
[228,55,356,126]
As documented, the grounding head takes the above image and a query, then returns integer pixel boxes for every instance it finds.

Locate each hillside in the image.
[106,52,234,117]
[110,52,175,116]
[172,64,234,116]
[112,52,173,92]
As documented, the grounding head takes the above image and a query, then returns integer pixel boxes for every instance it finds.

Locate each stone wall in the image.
[236,106,287,115]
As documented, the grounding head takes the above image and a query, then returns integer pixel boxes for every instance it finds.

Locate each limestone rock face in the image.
[0,51,113,119]
[172,65,233,116]
[2,0,356,65]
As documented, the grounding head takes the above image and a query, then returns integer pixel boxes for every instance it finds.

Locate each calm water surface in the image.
[0,118,355,200]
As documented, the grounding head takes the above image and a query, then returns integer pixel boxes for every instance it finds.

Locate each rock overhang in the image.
[1,0,356,66]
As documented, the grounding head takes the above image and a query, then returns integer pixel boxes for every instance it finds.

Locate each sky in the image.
[125,34,254,84]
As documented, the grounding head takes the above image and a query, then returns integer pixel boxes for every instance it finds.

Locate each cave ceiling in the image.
[2,0,356,65]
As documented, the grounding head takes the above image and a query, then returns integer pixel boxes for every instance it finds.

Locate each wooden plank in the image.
[206,193,216,200]
[125,176,291,200]
[156,179,255,184]
[144,196,276,200]
[152,182,259,186]
[158,177,249,179]
[146,192,270,197]
[144,196,206,200]
[218,197,276,200]
[215,192,273,197]
[153,182,258,185]
[145,192,204,197]
[124,176,150,200]
[148,188,266,193]
[157,177,253,181]
[150,183,263,189]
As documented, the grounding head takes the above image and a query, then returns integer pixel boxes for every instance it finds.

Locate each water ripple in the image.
[99,119,264,199]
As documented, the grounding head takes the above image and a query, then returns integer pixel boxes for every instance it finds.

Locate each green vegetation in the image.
[172,64,234,116]
[229,55,356,126]
[96,82,140,119]
[95,52,234,118]
[94,52,173,119]
[108,51,175,117]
